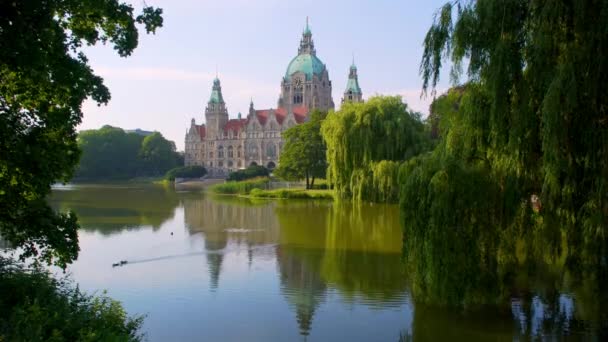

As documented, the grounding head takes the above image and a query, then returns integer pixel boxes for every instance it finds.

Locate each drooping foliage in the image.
[0,1,163,267]
[401,0,608,306]
[275,110,327,189]
[76,126,181,180]
[321,96,431,202]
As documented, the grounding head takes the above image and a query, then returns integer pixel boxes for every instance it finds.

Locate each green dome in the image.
[285,53,325,80]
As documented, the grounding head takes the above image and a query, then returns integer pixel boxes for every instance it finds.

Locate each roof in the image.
[255,106,308,125]
[285,54,325,80]
[209,78,224,104]
[345,77,362,94]
[223,119,248,133]
[196,124,206,139]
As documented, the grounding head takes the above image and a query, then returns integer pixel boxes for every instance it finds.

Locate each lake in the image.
[48,184,607,341]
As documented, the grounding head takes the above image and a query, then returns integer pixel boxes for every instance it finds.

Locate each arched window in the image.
[267,161,276,169]
[228,146,234,158]
[218,146,224,158]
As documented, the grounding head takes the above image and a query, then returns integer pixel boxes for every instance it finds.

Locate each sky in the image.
[80,0,452,150]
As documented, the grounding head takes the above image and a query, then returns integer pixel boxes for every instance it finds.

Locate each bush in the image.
[165,165,207,181]
[248,188,334,200]
[227,165,269,182]
[210,177,269,195]
[0,257,144,341]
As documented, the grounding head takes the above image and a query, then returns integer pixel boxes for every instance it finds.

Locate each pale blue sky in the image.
[81,0,451,150]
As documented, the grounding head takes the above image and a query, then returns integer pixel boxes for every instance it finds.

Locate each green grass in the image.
[248,188,335,200]
[209,177,270,195]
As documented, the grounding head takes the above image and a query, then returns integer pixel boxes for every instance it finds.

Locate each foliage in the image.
[227,165,269,182]
[275,110,327,189]
[0,257,144,341]
[249,188,334,200]
[0,1,163,267]
[210,177,270,195]
[138,132,180,176]
[321,96,431,203]
[165,166,207,181]
[76,126,180,180]
[401,0,608,306]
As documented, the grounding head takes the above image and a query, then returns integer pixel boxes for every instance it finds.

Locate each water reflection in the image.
[48,185,607,340]
[49,184,179,234]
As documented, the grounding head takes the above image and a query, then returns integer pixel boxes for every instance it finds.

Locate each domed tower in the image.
[278,18,334,112]
[205,77,229,140]
[342,60,363,104]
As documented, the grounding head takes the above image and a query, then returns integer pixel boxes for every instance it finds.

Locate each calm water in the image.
[48,184,607,341]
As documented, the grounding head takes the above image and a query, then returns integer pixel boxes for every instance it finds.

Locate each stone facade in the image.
[185,20,362,176]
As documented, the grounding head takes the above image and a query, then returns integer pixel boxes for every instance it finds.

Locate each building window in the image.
[218,146,224,158]
[237,146,242,157]
[228,146,234,158]
[219,161,223,167]
[209,152,214,158]
[228,161,233,167]
[267,143,276,158]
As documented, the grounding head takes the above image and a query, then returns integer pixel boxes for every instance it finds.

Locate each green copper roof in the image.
[285,53,325,80]
[209,78,224,104]
[345,77,361,94]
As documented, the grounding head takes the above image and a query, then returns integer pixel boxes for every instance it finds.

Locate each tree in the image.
[139,132,179,176]
[399,0,608,305]
[276,110,327,189]
[0,1,163,267]
[321,96,431,202]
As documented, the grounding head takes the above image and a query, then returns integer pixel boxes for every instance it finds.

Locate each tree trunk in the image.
[310,177,315,190]
[305,172,310,189]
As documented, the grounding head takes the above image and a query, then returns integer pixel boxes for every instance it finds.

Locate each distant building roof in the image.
[126,128,155,136]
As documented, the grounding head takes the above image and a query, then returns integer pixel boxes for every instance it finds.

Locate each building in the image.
[185,19,363,176]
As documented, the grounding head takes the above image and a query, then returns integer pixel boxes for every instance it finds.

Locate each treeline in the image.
[75,125,182,180]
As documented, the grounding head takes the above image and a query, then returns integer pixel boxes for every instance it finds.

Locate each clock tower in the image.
[278,18,334,112]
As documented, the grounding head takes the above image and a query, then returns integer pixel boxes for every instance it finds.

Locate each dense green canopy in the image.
[0,1,163,267]
[275,110,327,189]
[321,96,431,203]
[400,0,608,306]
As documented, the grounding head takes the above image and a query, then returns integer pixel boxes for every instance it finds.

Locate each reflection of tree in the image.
[49,184,179,235]
[403,217,608,338]
[274,201,410,335]
[321,201,407,302]
[275,201,330,337]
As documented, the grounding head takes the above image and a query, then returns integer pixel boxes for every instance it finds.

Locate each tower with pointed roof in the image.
[278,18,334,112]
[185,19,365,177]
[205,77,229,140]
[342,60,363,104]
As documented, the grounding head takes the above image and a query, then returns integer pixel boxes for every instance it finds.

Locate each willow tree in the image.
[321,96,430,203]
[400,0,608,306]
[0,1,163,267]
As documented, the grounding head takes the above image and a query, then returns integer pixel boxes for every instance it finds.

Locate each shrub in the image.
[165,165,207,181]
[227,165,269,182]
[0,257,144,341]
[210,177,269,195]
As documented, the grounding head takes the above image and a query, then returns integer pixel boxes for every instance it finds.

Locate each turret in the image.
[205,77,229,139]
[342,59,363,104]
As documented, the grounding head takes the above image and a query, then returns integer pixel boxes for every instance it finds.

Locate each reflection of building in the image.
[276,246,327,337]
[182,196,280,288]
[185,19,364,176]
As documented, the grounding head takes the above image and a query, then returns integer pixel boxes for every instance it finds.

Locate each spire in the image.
[209,77,224,104]
[298,17,315,55]
[351,53,357,70]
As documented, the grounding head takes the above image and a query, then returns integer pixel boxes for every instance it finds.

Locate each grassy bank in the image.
[248,188,334,200]
[209,177,270,195]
